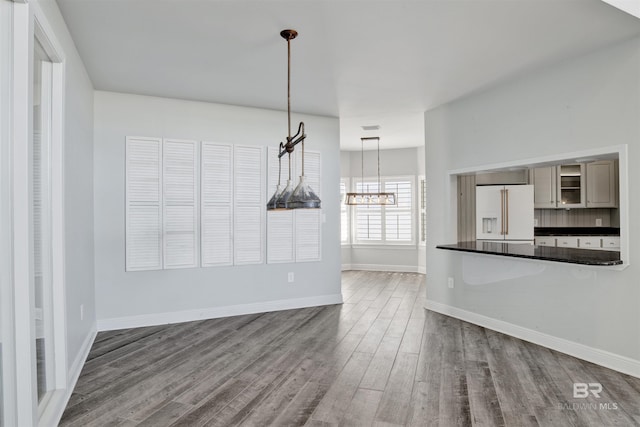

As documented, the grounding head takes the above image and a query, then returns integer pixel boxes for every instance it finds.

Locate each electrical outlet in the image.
[80,304,84,321]
[288,272,294,283]
[595,218,602,227]
[447,277,454,289]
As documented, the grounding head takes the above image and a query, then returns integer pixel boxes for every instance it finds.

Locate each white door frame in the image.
[10,0,67,425]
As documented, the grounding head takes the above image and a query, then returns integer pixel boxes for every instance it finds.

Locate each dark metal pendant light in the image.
[345,137,396,205]
[267,29,321,210]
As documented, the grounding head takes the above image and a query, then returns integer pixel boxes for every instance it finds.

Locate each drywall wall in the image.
[93,91,341,325]
[341,147,424,271]
[37,0,96,379]
[425,37,640,364]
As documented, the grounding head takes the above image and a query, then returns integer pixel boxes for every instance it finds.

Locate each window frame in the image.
[340,177,350,245]
[350,175,416,247]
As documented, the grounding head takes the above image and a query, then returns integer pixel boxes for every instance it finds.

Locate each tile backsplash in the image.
[534,208,619,228]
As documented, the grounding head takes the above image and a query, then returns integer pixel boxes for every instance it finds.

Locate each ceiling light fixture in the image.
[267,29,321,210]
[345,137,396,205]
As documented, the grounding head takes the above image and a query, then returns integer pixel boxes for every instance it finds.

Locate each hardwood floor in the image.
[60,271,640,426]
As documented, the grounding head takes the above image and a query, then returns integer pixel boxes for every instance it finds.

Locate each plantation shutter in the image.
[355,181,382,242]
[234,145,264,265]
[295,210,321,261]
[294,149,322,262]
[385,179,413,241]
[126,137,162,271]
[340,180,348,243]
[163,139,198,269]
[201,142,233,266]
[267,147,294,263]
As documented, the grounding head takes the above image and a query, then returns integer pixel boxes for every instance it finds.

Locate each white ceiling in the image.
[56,0,640,151]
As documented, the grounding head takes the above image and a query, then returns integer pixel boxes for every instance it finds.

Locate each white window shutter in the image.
[234,145,264,265]
[267,147,294,263]
[355,181,382,242]
[163,139,198,269]
[385,180,413,242]
[267,210,295,263]
[340,179,349,243]
[295,210,321,262]
[291,149,322,261]
[201,142,233,267]
[33,130,43,277]
[126,136,163,271]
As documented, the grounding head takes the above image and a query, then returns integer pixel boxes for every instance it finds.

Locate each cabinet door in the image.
[557,163,586,208]
[579,236,602,250]
[530,166,557,208]
[586,160,618,208]
[602,236,620,250]
[535,237,555,247]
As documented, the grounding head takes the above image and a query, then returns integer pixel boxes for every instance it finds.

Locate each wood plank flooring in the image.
[60,271,640,426]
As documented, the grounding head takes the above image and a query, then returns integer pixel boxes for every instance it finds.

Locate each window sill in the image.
[350,243,418,250]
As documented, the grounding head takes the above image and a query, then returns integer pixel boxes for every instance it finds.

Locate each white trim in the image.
[341,263,352,271]
[97,294,344,332]
[418,266,426,274]
[37,326,96,427]
[0,1,17,425]
[12,2,37,425]
[448,144,627,176]
[425,300,640,379]
[348,264,419,273]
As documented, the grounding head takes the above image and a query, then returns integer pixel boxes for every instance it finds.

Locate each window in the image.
[354,181,382,242]
[340,179,349,243]
[352,177,414,245]
[384,180,412,241]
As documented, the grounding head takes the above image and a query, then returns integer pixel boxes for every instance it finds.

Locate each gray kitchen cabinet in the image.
[529,166,557,208]
[586,160,618,208]
[557,163,586,208]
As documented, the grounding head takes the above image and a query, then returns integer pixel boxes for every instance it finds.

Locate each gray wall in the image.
[341,147,425,272]
[425,37,640,361]
[38,0,96,375]
[93,91,341,323]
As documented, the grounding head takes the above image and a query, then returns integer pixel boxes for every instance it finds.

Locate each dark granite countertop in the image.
[436,241,622,266]
[534,227,620,237]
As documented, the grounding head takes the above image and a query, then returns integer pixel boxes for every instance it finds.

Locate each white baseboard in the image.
[425,300,640,379]
[348,263,420,273]
[418,266,426,274]
[98,293,344,331]
[40,323,97,427]
[342,263,352,271]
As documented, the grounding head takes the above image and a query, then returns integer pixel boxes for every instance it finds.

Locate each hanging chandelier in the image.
[345,137,396,205]
[266,29,321,210]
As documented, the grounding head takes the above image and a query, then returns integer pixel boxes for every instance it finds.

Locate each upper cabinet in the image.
[530,166,557,208]
[586,160,618,208]
[529,160,618,209]
[557,163,586,208]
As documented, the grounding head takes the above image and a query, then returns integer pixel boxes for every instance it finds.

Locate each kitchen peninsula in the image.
[436,241,622,266]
